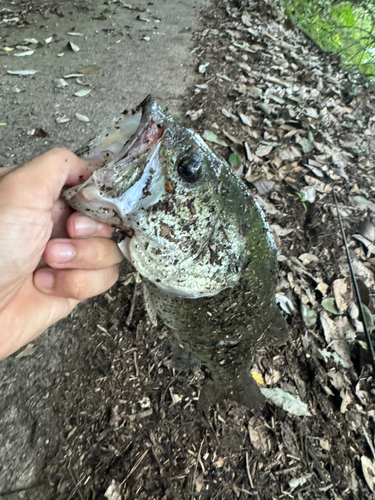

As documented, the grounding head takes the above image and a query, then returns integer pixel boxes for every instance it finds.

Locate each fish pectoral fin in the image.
[197,373,265,411]
[142,283,158,327]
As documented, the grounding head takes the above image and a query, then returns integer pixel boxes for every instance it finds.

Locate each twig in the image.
[245,452,254,489]
[67,467,85,500]
[126,282,138,326]
[192,438,204,493]
[133,351,139,377]
[120,449,149,487]
[330,181,375,376]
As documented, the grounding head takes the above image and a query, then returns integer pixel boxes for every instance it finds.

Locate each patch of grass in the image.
[276,0,375,78]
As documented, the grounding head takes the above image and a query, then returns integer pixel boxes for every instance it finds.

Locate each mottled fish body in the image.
[63,96,287,409]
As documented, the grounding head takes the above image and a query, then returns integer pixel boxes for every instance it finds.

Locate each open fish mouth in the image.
[63,96,167,228]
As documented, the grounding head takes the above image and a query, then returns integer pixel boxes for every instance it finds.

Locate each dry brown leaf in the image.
[256,144,273,157]
[332,278,350,313]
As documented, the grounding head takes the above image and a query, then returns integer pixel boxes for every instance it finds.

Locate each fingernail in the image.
[50,242,76,263]
[34,270,55,290]
[74,214,98,236]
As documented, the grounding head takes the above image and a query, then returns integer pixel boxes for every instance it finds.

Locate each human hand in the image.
[0,148,124,360]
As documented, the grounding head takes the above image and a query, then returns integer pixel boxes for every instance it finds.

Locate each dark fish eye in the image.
[177,156,201,183]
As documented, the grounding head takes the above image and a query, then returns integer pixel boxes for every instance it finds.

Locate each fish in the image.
[62,95,287,410]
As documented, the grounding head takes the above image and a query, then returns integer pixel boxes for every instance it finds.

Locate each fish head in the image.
[63,96,247,298]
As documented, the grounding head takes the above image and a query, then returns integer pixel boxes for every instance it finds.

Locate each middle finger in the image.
[44,237,124,270]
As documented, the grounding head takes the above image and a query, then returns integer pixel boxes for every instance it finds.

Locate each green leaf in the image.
[228,152,242,168]
[362,303,374,328]
[322,298,340,315]
[202,130,227,147]
[78,64,101,75]
[301,304,317,326]
[0,123,7,126]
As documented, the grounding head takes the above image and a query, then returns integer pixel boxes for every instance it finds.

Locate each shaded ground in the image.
[1,0,375,499]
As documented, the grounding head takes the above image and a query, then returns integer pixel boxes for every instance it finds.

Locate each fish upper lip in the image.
[115,95,165,164]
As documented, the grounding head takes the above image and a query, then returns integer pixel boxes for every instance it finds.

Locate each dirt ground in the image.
[1,0,375,499]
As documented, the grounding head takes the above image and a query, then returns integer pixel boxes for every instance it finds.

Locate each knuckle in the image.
[67,271,89,300]
[93,238,109,266]
[44,147,74,161]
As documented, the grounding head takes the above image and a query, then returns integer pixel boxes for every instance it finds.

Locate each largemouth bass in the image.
[63,96,287,409]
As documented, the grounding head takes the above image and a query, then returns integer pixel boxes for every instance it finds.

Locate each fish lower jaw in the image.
[118,237,132,262]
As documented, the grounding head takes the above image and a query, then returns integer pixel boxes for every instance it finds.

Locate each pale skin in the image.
[0,148,124,360]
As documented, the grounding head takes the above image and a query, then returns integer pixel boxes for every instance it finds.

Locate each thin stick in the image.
[133,351,139,378]
[120,449,149,487]
[126,282,138,326]
[192,438,204,493]
[245,452,254,489]
[331,183,375,376]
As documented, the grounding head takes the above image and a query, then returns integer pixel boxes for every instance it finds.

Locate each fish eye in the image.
[177,156,201,183]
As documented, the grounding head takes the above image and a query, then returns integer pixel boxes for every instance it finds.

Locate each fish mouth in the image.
[74,94,165,170]
[62,96,167,228]
[113,95,165,166]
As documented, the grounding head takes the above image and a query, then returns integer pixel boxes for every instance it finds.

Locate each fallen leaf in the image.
[239,112,252,127]
[300,186,316,203]
[68,41,80,52]
[78,64,101,75]
[14,50,34,57]
[251,371,265,386]
[358,219,375,242]
[260,388,312,416]
[198,61,210,74]
[251,177,274,195]
[301,304,317,326]
[270,224,293,237]
[202,130,227,147]
[185,109,203,121]
[289,476,308,490]
[213,458,225,468]
[74,89,92,97]
[7,70,38,76]
[322,298,340,315]
[320,348,352,368]
[221,108,238,122]
[275,293,297,315]
[256,144,273,157]
[104,480,122,500]
[298,253,319,265]
[75,112,90,122]
[298,137,314,153]
[351,196,375,212]
[361,456,375,492]
[228,152,242,168]
[332,278,350,313]
[316,282,329,295]
[353,235,375,256]
[56,116,70,124]
[248,424,270,452]
[304,107,318,118]
[54,78,67,88]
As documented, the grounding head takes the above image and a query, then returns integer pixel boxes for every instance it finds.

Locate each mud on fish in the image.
[63,96,287,409]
